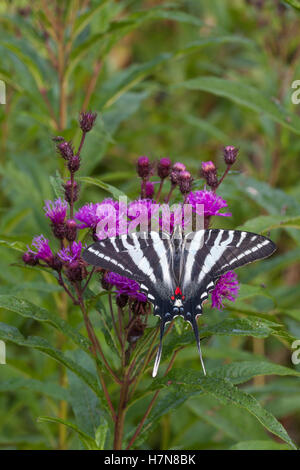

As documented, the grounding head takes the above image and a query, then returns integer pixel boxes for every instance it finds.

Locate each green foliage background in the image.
[0,0,300,450]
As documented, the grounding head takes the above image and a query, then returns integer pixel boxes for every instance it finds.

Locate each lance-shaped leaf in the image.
[153,370,297,449]
[175,76,300,135]
[0,322,103,402]
[0,295,91,352]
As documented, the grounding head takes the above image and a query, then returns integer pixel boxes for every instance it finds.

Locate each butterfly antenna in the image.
[152,320,166,378]
[191,316,206,376]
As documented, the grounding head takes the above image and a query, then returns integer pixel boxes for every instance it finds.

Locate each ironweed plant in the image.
[21,113,243,449]
[1,0,300,452]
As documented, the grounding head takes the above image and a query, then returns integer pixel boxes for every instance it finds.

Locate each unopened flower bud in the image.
[52,136,65,143]
[101,273,111,290]
[79,111,97,133]
[52,223,65,240]
[223,146,238,165]
[157,157,172,179]
[56,140,74,160]
[66,261,83,282]
[50,254,63,272]
[170,162,186,185]
[116,294,128,309]
[144,181,154,199]
[22,252,38,266]
[68,155,80,173]
[200,161,218,188]
[64,180,79,203]
[65,219,77,242]
[137,156,151,178]
[178,171,193,195]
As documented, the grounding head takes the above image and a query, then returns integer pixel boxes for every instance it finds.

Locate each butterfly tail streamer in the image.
[191,316,206,376]
[152,320,166,378]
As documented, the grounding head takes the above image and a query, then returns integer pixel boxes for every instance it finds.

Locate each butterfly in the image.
[82,226,276,377]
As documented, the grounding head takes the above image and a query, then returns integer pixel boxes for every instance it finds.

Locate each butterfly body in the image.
[83,227,276,377]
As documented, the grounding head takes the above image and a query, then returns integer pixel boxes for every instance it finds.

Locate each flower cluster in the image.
[211,271,240,310]
[104,272,147,303]
[22,108,240,313]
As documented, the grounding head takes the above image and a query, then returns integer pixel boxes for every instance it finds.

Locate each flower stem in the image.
[215,165,231,190]
[113,377,130,449]
[155,179,164,202]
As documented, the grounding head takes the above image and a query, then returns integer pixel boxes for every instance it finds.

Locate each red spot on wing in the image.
[171,296,175,301]
[175,286,182,296]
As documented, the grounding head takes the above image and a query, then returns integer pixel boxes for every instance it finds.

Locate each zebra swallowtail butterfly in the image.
[82,226,276,377]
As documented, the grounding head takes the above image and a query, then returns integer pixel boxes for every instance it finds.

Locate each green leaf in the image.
[0,295,91,352]
[101,52,172,109]
[101,36,250,109]
[210,361,300,384]
[0,322,103,400]
[72,0,110,39]
[284,0,300,11]
[188,396,268,443]
[0,377,68,401]
[161,317,276,366]
[78,176,127,199]
[126,386,201,448]
[176,76,300,135]
[0,237,27,252]
[236,283,275,302]
[67,351,105,437]
[237,215,300,233]
[233,174,300,216]
[183,114,229,143]
[49,171,64,199]
[230,440,291,450]
[37,416,99,450]
[154,370,297,449]
[2,41,45,89]
[95,419,108,450]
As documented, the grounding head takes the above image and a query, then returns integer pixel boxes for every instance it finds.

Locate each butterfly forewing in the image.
[83,231,175,303]
[181,229,276,309]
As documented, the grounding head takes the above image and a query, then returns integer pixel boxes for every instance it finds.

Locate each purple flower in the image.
[186,190,232,217]
[104,272,147,302]
[44,198,68,224]
[58,241,82,263]
[127,198,157,232]
[75,202,100,229]
[27,235,53,261]
[211,271,239,310]
[75,199,119,230]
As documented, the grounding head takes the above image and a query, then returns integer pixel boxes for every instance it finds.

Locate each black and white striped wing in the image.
[82,232,175,308]
[181,229,276,313]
